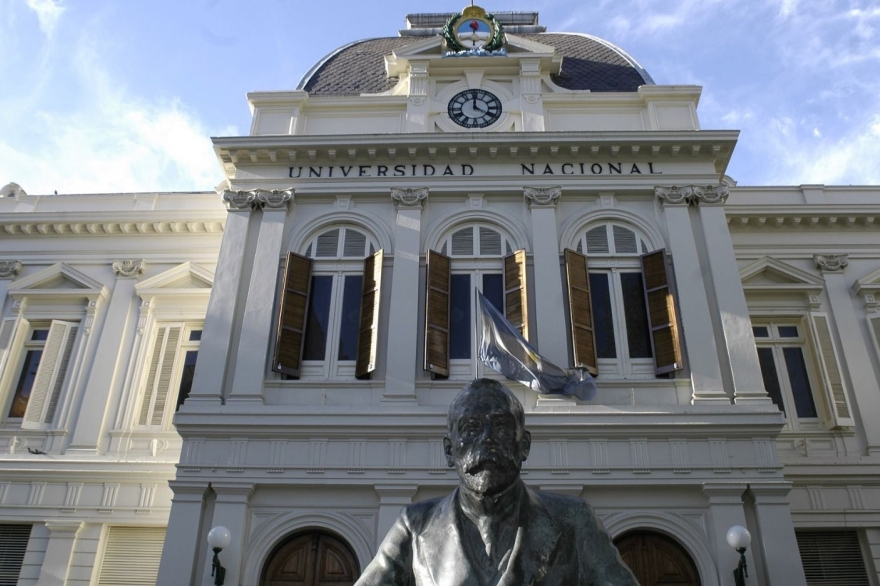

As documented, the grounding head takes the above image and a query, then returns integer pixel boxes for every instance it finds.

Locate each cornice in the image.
[0,216,226,237]
[725,205,880,229]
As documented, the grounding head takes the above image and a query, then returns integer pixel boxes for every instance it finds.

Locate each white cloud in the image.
[25,0,64,37]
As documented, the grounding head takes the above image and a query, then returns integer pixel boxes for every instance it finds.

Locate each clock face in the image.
[448,89,502,129]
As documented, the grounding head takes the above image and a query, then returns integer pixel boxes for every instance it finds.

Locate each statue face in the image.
[444,384,531,496]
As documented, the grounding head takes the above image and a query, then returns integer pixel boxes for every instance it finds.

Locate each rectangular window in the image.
[337,275,363,361]
[139,324,201,426]
[303,276,333,361]
[449,274,472,360]
[796,530,870,585]
[753,321,820,426]
[0,524,31,584]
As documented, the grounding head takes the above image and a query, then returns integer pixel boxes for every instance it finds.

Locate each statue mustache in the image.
[461,444,518,473]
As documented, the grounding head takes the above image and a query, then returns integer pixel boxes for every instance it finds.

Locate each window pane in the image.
[8,350,42,417]
[31,329,49,341]
[188,330,202,342]
[778,326,799,338]
[482,274,503,313]
[337,275,364,361]
[450,274,471,359]
[783,347,818,418]
[588,273,616,359]
[303,276,333,361]
[752,326,769,338]
[621,272,652,359]
[757,347,785,415]
[176,350,198,411]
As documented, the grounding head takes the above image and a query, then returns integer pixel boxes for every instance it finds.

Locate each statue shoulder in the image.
[531,489,600,528]
[399,493,450,533]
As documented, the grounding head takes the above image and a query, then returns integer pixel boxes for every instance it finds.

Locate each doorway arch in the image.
[261,529,360,586]
[614,529,701,586]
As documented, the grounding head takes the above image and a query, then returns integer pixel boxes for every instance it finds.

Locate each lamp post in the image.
[207,526,231,586]
[726,525,752,586]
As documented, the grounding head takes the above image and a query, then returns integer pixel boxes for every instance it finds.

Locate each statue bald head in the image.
[444,379,531,496]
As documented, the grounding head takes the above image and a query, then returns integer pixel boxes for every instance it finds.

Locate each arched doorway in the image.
[614,530,701,586]
[261,530,360,586]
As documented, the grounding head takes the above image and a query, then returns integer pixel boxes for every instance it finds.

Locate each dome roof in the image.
[298,33,654,97]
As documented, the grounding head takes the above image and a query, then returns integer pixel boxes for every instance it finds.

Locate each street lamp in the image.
[207,526,231,586]
[726,525,752,586]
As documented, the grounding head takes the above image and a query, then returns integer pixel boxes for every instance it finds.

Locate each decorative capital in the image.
[0,260,22,279]
[655,186,689,206]
[257,188,294,211]
[814,254,848,273]
[699,185,730,205]
[655,184,728,206]
[221,189,257,211]
[112,259,146,278]
[391,187,429,208]
[524,186,561,207]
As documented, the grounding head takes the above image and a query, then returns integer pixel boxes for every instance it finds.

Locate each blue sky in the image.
[2,0,879,194]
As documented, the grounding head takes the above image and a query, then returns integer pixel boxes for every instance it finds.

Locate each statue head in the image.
[444,379,532,496]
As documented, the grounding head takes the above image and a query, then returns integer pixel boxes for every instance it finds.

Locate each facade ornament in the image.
[523,186,561,207]
[699,185,730,205]
[814,254,849,273]
[655,186,689,206]
[655,185,729,206]
[112,259,146,278]
[257,189,294,210]
[221,189,258,211]
[0,260,22,278]
[391,187,429,208]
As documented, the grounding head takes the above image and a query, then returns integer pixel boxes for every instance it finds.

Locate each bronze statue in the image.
[356,378,639,585]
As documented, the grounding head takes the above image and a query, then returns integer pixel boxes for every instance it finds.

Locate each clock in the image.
[447,89,502,129]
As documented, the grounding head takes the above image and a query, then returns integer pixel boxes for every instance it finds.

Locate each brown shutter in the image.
[355,249,383,379]
[564,249,597,375]
[641,249,683,375]
[424,249,451,377]
[273,253,312,377]
[810,312,854,428]
[504,250,529,341]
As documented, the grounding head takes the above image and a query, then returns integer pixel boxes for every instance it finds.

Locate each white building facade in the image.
[1,8,879,586]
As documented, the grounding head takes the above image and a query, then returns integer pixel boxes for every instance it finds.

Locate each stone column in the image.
[157,484,207,586]
[373,484,418,549]
[187,191,256,405]
[228,190,293,403]
[524,186,568,367]
[747,483,808,586]
[656,186,727,403]
[383,188,426,404]
[816,254,880,453]
[67,260,143,454]
[35,521,83,586]
[694,187,771,405]
[703,483,754,586]
[202,485,253,586]
[0,260,22,313]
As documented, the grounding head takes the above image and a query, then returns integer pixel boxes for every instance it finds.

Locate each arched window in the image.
[565,222,682,378]
[273,225,383,380]
[425,223,526,379]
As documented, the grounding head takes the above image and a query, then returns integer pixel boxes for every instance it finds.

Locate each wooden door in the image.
[614,530,701,586]
[262,531,360,586]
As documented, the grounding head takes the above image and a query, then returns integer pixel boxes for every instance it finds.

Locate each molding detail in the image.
[222,189,258,210]
[698,185,729,205]
[391,187,429,208]
[654,185,689,206]
[0,260,22,278]
[524,185,561,207]
[257,188,294,210]
[655,185,728,206]
[814,254,849,273]
[112,259,146,278]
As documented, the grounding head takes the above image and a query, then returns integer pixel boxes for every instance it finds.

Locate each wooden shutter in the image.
[503,250,529,341]
[138,325,182,427]
[564,249,597,375]
[97,526,166,586]
[0,524,31,584]
[796,530,870,585]
[0,317,19,378]
[356,249,383,379]
[22,320,78,428]
[809,312,855,428]
[273,253,312,377]
[424,249,451,377]
[641,249,683,375]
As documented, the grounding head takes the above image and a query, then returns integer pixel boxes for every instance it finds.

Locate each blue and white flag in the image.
[477,291,597,401]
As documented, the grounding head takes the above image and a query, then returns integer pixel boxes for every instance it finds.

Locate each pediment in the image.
[854,266,880,296]
[136,262,214,299]
[740,257,824,289]
[9,262,105,292]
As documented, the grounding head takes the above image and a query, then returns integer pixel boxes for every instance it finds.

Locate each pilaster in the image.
[157,484,209,586]
[747,483,807,586]
[694,188,771,405]
[702,483,753,586]
[815,254,880,453]
[228,189,293,404]
[519,58,545,131]
[187,191,257,405]
[656,186,727,404]
[66,261,142,454]
[35,520,84,586]
[383,188,427,404]
[203,484,254,586]
[405,61,431,133]
[0,260,22,313]
[374,484,418,548]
